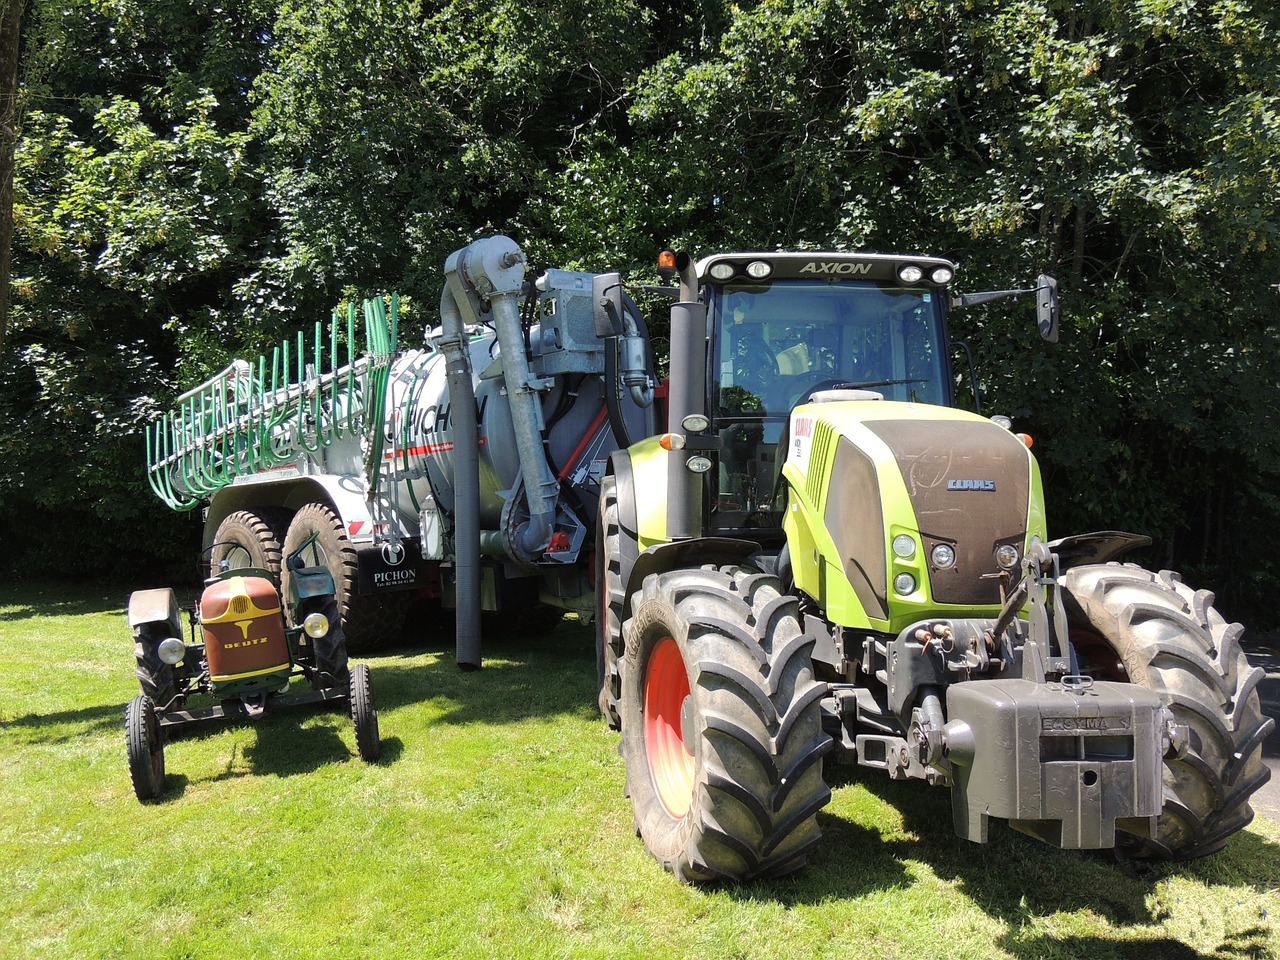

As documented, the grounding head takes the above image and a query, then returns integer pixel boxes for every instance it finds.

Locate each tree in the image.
[0,0,26,359]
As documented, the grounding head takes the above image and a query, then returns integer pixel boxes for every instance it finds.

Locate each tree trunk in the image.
[0,0,28,360]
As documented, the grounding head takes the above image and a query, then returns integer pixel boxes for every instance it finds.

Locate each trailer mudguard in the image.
[204,475,378,553]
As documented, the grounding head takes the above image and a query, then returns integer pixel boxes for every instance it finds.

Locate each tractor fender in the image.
[204,475,377,553]
[127,587,183,638]
[1047,531,1151,570]
[287,563,338,604]
[621,537,762,624]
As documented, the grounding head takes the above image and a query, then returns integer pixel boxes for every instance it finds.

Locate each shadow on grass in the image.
[147,707,407,801]
[0,590,125,620]
[357,619,602,726]
[1,702,125,743]
[741,763,1280,956]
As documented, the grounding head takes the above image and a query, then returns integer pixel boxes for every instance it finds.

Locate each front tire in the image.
[125,695,165,802]
[1062,564,1273,860]
[621,565,832,882]
[349,663,381,762]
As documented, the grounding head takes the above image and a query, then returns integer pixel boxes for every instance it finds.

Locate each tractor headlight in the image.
[686,455,713,474]
[892,534,917,560]
[303,612,331,639]
[708,262,736,281]
[995,544,1021,569]
[893,573,916,596]
[897,264,924,284]
[681,413,710,433]
[931,544,957,569]
[745,260,773,280]
[930,266,955,284]
[158,637,187,665]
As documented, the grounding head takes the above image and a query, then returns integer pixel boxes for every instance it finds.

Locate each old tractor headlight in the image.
[892,534,917,560]
[745,260,773,280]
[930,266,954,284]
[681,413,710,433]
[158,637,187,665]
[893,573,917,596]
[708,262,736,281]
[303,612,331,639]
[897,264,924,283]
[995,544,1021,569]
[931,544,957,569]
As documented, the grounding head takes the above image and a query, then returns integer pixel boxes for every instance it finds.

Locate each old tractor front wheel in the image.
[125,695,166,802]
[349,663,381,762]
[620,565,832,882]
[1062,563,1273,860]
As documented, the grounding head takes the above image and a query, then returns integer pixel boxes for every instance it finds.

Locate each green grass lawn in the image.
[1,581,1277,960]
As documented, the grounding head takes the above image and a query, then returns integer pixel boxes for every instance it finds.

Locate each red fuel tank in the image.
[200,575,291,687]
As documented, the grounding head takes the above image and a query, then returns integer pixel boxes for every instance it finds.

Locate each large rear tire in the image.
[133,622,179,710]
[295,595,349,687]
[620,565,832,882]
[1062,564,1273,860]
[125,695,165,802]
[282,503,405,653]
[209,509,287,580]
[595,475,633,730]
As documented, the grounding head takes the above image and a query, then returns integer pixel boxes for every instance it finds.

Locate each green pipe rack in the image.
[146,296,399,511]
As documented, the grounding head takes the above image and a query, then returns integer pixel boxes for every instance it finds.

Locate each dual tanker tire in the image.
[620,565,833,882]
[1062,563,1274,860]
[209,509,287,579]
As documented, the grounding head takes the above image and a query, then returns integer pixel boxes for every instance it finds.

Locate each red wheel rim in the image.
[644,636,694,818]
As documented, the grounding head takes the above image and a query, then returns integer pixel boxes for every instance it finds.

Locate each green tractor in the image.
[593,250,1273,882]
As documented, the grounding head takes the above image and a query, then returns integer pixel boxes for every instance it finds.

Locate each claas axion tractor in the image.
[139,235,1271,881]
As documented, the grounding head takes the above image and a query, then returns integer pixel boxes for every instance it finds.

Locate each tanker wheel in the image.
[282,502,404,653]
[133,623,178,710]
[620,565,832,882]
[1062,563,1274,860]
[595,475,634,730]
[209,508,288,580]
[296,595,349,687]
[349,663,381,762]
[125,695,166,802]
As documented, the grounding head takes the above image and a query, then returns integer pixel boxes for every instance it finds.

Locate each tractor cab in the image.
[699,253,958,538]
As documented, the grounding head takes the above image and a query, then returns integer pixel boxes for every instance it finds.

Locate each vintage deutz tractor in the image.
[123,533,381,801]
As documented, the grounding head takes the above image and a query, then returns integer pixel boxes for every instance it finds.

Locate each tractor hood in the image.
[782,398,1047,631]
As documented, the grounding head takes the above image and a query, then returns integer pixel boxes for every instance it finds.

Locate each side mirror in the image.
[592,272,626,337]
[1036,274,1059,343]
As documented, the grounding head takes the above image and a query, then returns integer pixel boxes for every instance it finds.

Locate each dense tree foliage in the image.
[2,0,1277,616]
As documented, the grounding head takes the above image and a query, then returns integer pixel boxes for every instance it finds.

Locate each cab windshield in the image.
[707,278,950,533]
